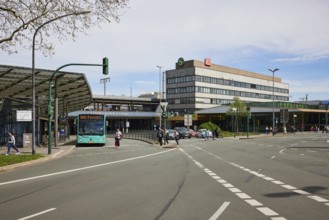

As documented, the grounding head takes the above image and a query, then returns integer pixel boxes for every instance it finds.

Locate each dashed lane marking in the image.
[190,145,329,208]
[179,148,286,219]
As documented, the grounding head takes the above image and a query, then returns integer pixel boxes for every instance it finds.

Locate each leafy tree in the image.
[226,97,247,132]
[199,121,221,132]
[226,97,247,117]
[0,0,129,55]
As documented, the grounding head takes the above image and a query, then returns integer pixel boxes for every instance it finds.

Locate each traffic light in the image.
[162,112,167,119]
[103,57,109,75]
[47,104,53,118]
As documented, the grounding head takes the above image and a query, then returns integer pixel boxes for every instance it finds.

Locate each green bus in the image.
[76,113,106,146]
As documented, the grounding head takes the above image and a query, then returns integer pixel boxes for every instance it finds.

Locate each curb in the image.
[0,145,76,173]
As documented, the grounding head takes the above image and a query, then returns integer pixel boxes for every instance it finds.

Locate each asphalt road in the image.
[0,133,328,220]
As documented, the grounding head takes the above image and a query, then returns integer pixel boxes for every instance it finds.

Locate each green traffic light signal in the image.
[103,57,109,75]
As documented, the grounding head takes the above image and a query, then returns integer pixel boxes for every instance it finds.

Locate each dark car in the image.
[173,127,191,139]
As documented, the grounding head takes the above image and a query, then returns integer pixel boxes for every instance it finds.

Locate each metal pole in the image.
[268,68,279,135]
[48,62,105,154]
[232,108,237,138]
[32,11,90,154]
[157,65,162,128]
[100,77,111,96]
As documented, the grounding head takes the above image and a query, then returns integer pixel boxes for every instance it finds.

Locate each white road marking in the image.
[257,207,279,216]
[223,183,234,188]
[189,144,329,208]
[282,185,297,190]
[18,208,56,220]
[293,190,310,195]
[271,217,288,220]
[279,148,286,154]
[180,148,285,219]
[263,176,275,181]
[236,193,251,199]
[272,180,284,185]
[229,188,241,193]
[209,202,231,220]
[271,155,276,159]
[307,196,329,202]
[245,199,263,206]
[0,149,176,186]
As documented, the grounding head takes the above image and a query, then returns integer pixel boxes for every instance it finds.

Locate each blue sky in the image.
[1,0,329,102]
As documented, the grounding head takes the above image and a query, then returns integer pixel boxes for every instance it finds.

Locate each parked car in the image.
[196,129,213,138]
[187,129,197,137]
[166,129,179,140]
[174,127,191,139]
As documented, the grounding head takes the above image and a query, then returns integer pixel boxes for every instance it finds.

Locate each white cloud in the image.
[1,0,329,99]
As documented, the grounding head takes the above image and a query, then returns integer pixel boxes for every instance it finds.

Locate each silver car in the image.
[196,129,213,138]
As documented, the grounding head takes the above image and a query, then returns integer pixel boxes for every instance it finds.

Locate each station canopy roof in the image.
[0,64,92,115]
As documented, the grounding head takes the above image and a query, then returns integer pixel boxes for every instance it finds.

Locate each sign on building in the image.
[16,110,32,122]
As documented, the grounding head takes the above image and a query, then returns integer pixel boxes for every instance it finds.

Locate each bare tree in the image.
[0,0,129,55]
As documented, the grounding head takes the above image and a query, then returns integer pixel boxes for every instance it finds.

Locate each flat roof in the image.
[173,59,283,83]
[0,64,92,115]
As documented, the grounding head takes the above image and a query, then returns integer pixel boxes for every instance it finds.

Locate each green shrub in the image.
[199,121,221,132]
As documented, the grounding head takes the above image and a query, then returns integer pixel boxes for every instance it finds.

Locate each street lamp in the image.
[232,107,237,138]
[268,68,279,135]
[156,65,162,100]
[156,65,162,129]
[31,11,91,154]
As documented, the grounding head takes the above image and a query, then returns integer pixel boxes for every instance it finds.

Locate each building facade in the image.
[166,59,289,114]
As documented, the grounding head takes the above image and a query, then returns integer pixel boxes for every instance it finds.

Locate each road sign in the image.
[184,114,192,126]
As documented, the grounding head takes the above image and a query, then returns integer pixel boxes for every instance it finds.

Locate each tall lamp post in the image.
[156,65,162,128]
[31,11,90,154]
[268,68,279,135]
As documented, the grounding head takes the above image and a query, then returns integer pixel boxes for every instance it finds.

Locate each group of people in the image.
[157,128,179,146]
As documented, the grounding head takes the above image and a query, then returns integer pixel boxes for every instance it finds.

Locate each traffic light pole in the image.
[47,59,108,154]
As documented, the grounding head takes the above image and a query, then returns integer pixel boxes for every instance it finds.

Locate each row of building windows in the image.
[167,86,289,102]
[167,75,289,94]
[167,97,236,105]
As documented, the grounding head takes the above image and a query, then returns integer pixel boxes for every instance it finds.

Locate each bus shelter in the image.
[0,65,92,148]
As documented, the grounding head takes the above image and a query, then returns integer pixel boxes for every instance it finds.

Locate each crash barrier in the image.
[107,130,158,143]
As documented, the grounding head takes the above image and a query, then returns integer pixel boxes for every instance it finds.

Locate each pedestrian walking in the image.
[157,128,164,146]
[205,129,209,141]
[6,132,20,155]
[174,129,179,145]
[213,127,219,140]
[114,127,123,147]
[164,129,169,145]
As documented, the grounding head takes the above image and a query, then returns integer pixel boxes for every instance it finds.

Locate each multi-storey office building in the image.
[166,59,289,114]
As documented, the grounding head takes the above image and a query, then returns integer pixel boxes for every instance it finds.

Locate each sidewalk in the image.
[0,137,76,173]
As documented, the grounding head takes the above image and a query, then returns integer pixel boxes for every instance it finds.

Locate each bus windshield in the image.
[78,115,105,135]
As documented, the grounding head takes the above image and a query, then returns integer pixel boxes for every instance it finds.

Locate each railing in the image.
[107,130,158,144]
